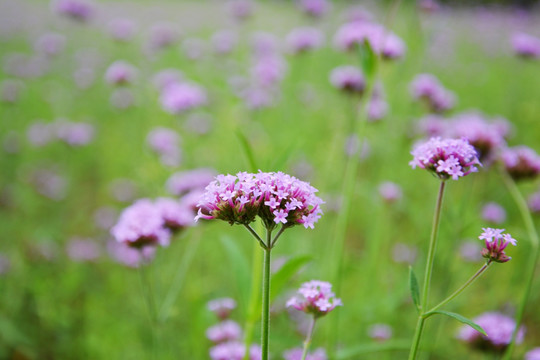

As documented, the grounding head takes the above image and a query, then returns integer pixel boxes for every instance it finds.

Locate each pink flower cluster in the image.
[512,32,540,59]
[105,60,138,86]
[195,171,324,230]
[27,119,95,147]
[479,228,516,263]
[146,127,181,167]
[410,73,456,113]
[206,320,242,343]
[167,168,217,196]
[458,312,524,351]
[329,65,365,95]
[210,342,261,360]
[160,82,208,114]
[501,145,540,181]
[286,27,324,54]
[283,347,327,360]
[286,280,342,317]
[526,348,540,360]
[297,0,331,18]
[52,0,94,21]
[207,297,237,320]
[409,137,481,181]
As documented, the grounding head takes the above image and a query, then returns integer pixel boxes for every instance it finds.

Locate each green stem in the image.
[138,260,157,359]
[427,261,492,314]
[261,228,272,360]
[244,224,267,250]
[408,180,446,360]
[499,168,540,360]
[242,236,263,360]
[301,317,317,360]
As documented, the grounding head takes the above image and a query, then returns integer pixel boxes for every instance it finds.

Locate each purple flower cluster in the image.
[206,320,242,343]
[107,18,137,42]
[329,65,365,95]
[528,190,540,214]
[195,171,323,230]
[283,347,327,360]
[512,32,540,59]
[368,323,393,342]
[211,30,238,55]
[105,61,137,86]
[479,228,516,263]
[286,280,342,317]
[334,21,406,60]
[107,240,156,268]
[297,0,331,18]
[111,197,194,249]
[409,137,481,181]
[160,82,208,114]
[146,22,181,52]
[227,0,255,22]
[378,181,402,203]
[166,168,217,196]
[146,127,181,167]
[458,312,524,352]
[207,297,237,320]
[481,202,506,224]
[410,73,456,113]
[526,348,540,360]
[286,27,324,54]
[27,119,95,147]
[501,145,540,181]
[34,33,66,57]
[52,0,94,21]
[210,342,261,360]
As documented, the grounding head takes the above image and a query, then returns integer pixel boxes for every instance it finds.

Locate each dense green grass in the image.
[1,1,540,359]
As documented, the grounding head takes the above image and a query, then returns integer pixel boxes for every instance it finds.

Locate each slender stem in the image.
[408,316,426,360]
[301,317,317,360]
[138,259,157,359]
[499,168,540,360]
[271,224,287,248]
[244,224,267,250]
[408,180,446,360]
[421,181,446,310]
[427,261,492,314]
[242,235,263,360]
[261,228,272,360]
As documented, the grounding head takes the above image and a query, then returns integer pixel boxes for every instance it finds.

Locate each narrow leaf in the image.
[358,39,377,79]
[409,266,421,311]
[220,236,251,306]
[427,310,487,336]
[270,255,311,301]
[236,130,258,172]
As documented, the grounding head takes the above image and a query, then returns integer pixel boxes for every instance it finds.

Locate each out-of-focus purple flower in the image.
[207,298,237,320]
[297,0,331,18]
[195,171,324,230]
[211,30,238,55]
[54,120,95,146]
[107,18,137,42]
[1,79,24,103]
[34,32,66,57]
[392,243,417,264]
[329,65,365,95]
[251,55,287,87]
[160,82,207,114]
[227,0,254,22]
[410,137,481,181]
[415,115,447,137]
[167,168,216,196]
[146,127,181,167]
[105,60,137,86]
[381,32,406,59]
[378,181,402,203]
[528,191,540,214]
[107,240,155,267]
[239,85,277,110]
[111,199,171,248]
[526,348,540,360]
[51,0,94,21]
[210,341,261,360]
[66,237,100,262]
[343,6,374,23]
[501,145,540,181]
[30,168,68,201]
[458,312,524,351]
[410,73,456,113]
[251,32,279,58]
[110,88,135,109]
[206,320,243,343]
[286,280,342,317]
[481,202,506,224]
[94,206,118,230]
[152,69,184,91]
[73,67,95,90]
[181,189,206,213]
[283,347,327,360]
[459,241,483,262]
[512,32,540,59]
[109,178,137,202]
[368,323,393,342]
[286,27,324,54]
[155,197,194,231]
[0,253,11,275]
[367,85,388,121]
[147,22,181,51]
[182,38,206,60]
[479,228,516,263]
[344,134,370,159]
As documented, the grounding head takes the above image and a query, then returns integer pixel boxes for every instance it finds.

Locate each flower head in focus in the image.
[409,137,481,180]
[479,228,516,263]
[286,280,342,317]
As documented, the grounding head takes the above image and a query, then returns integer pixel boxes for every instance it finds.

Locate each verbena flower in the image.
[111,199,171,248]
[297,0,331,18]
[207,298,237,320]
[211,30,238,55]
[146,127,181,167]
[167,168,216,196]
[329,65,365,95]
[525,348,540,360]
[481,202,506,224]
[107,240,155,268]
[378,181,402,203]
[501,145,540,181]
[286,27,324,54]
[367,323,393,342]
[206,320,243,343]
[458,312,525,352]
[107,18,137,42]
[512,32,540,59]
[154,197,194,231]
[528,191,540,214]
[147,22,180,51]
[409,137,481,180]
[286,280,342,317]
[66,238,100,262]
[479,227,516,263]
[195,171,323,230]
[410,73,455,113]
[227,0,255,22]
[283,347,327,360]
[160,82,207,114]
[52,0,94,21]
[34,33,66,57]
[152,69,184,91]
[105,60,137,86]
[210,341,261,360]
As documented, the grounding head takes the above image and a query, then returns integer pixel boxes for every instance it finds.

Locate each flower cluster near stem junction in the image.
[286,280,342,317]
[409,137,482,180]
[195,171,324,230]
[478,227,517,263]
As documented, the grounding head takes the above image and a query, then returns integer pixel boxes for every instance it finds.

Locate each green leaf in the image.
[236,130,258,172]
[357,39,377,79]
[270,255,312,301]
[336,340,411,359]
[409,266,421,312]
[426,310,487,336]
[220,236,251,306]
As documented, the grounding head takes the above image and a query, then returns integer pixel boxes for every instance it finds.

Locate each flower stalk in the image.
[301,317,317,360]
